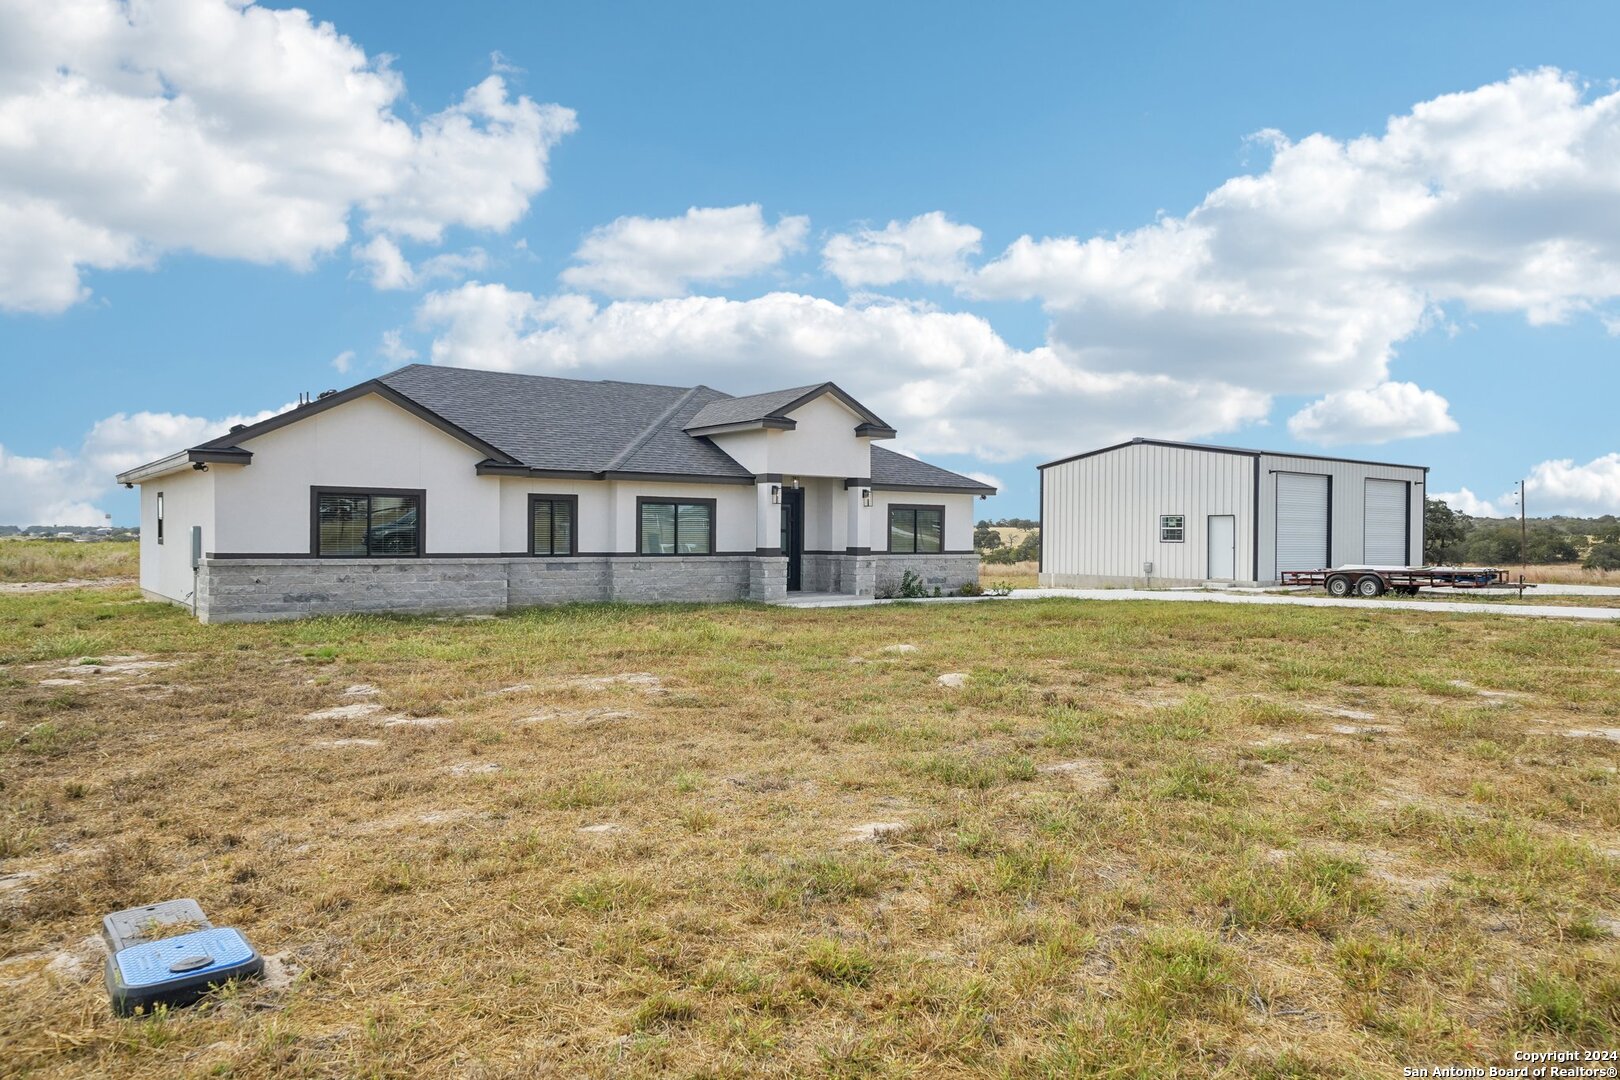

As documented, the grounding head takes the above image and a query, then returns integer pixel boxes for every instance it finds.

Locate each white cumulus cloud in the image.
[353,236,490,290]
[1436,453,1620,518]
[1286,381,1459,445]
[822,211,982,288]
[414,283,1268,462]
[560,205,809,299]
[0,0,575,312]
[0,402,289,525]
[1524,453,1620,516]
[1430,487,1507,517]
[955,68,1620,406]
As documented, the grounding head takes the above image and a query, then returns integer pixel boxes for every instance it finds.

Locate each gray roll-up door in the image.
[1363,479,1408,566]
[1276,473,1329,572]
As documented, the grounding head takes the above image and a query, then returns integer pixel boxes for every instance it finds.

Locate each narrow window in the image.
[1159,514,1185,542]
[156,492,165,545]
[529,495,577,556]
[637,499,714,555]
[888,505,944,553]
[313,489,422,557]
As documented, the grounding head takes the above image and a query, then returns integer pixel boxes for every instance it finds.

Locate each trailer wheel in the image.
[1326,575,1352,597]
[1355,575,1386,598]
[1399,585,1421,596]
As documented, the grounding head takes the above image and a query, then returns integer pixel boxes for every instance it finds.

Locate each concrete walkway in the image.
[1005,587,1620,622]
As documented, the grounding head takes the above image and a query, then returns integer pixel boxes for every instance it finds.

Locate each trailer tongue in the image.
[1279,566,1533,598]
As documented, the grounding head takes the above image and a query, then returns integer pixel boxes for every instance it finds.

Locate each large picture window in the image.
[312,488,423,557]
[529,495,577,556]
[888,505,944,553]
[638,498,715,555]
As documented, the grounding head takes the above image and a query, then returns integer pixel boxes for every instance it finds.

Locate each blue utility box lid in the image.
[114,928,257,988]
[106,927,263,1015]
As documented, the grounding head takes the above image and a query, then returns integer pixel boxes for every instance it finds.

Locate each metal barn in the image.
[1038,439,1428,587]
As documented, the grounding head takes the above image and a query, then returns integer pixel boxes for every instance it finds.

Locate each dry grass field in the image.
[1516,563,1620,586]
[978,561,1039,590]
[2,585,1618,1078]
[0,540,138,584]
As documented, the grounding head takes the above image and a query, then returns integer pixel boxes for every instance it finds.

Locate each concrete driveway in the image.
[1006,587,1620,622]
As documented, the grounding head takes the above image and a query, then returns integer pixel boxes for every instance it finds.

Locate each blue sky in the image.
[4,1,1620,525]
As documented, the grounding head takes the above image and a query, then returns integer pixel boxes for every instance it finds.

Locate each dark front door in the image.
[780,487,804,591]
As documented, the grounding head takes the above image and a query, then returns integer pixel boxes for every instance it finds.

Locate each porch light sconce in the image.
[790,477,800,490]
[770,484,781,504]
[861,488,872,508]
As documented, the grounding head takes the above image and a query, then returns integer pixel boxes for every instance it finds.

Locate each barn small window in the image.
[156,492,165,545]
[1159,514,1185,543]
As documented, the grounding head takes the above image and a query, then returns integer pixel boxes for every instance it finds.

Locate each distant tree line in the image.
[0,525,138,540]
[975,519,1040,564]
[1425,499,1620,569]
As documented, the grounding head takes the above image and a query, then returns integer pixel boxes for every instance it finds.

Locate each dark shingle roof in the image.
[684,385,824,430]
[184,364,992,491]
[871,446,995,492]
[377,365,751,478]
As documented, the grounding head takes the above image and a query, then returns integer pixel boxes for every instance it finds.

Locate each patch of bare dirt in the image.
[445,761,500,777]
[306,703,386,721]
[1037,758,1111,793]
[516,708,634,728]
[379,715,451,728]
[1561,728,1620,743]
[58,659,175,676]
[0,577,135,594]
[564,672,667,692]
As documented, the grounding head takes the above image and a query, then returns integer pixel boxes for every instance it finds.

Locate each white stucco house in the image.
[116,365,993,622]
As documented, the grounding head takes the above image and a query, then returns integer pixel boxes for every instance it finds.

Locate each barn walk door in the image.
[1207,515,1235,580]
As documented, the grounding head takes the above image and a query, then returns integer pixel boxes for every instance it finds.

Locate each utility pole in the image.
[1517,480,1527,572]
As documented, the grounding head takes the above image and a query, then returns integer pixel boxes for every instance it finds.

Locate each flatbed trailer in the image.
[1279,566,1533,598]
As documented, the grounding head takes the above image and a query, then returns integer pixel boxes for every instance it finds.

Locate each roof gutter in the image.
[473,461,755,485]
[873,482,995,496]
[683,418,796,437]
[116,447,252,486]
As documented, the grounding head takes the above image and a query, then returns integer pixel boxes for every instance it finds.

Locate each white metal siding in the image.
[1363,479,1409,565]
[1040,443,1254,585]
[1275,473,1328,573]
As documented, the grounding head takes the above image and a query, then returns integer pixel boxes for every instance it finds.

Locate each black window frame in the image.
[310,486,426,558]
[887,503,945,554]
[635,496,718,556]
[527,493,579,557]
[156,491,165,545]
[1159,514,1186,543]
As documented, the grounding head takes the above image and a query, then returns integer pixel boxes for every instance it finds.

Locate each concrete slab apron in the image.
[1008,588,1620,622]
